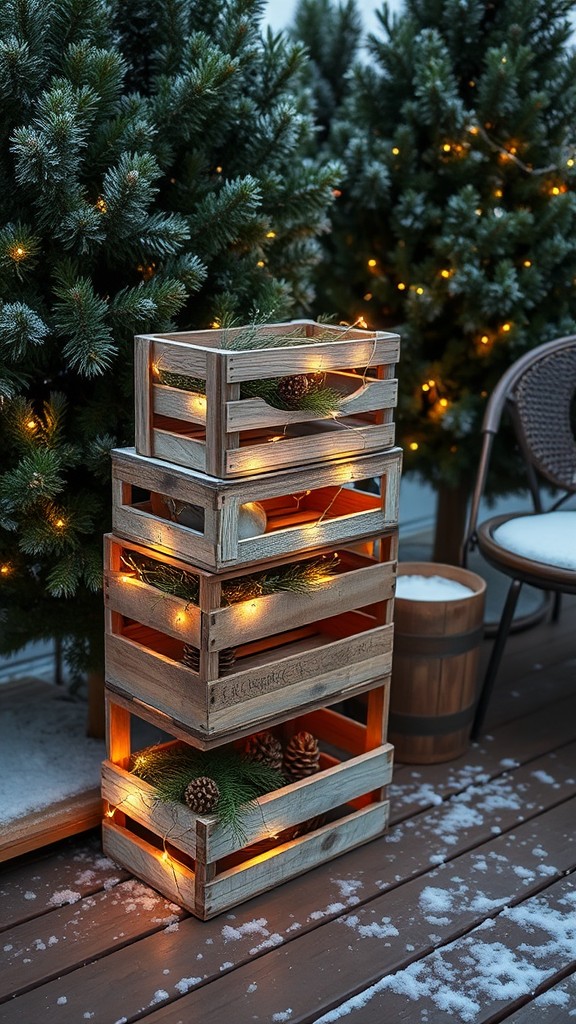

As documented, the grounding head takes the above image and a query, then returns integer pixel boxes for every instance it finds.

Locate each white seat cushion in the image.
[492,511,576,570]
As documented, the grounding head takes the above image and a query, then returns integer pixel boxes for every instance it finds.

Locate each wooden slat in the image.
[0,834,129,930]
[504,972,576,1022]
[225,336,400,382]
[314,873,576,1023]
[0,876,186,1002]
[225,424,396,476]
[4,733,575,1023]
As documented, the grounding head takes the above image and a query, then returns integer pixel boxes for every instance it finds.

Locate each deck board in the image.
[0,595,574,1023]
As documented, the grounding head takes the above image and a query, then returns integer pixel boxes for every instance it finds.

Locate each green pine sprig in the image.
[122,550,340,606]
[130,743,285,843]
[122,552,200,604]
[156,368,343,414]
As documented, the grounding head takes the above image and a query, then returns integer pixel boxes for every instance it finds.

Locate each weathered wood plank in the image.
[503,972,576,1022]
[0,791,103,866]
[0,834,129,930]
[0,878,186,1003]
[310,873,576,1023]
[4,742,575,1023]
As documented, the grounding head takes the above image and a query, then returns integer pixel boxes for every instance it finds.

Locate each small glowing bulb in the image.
[440,269,451,279]
[161,851,170,863]
[501,56,507,64]
[409,442,419,451]
[439,398,448,408]
[428,379,436,388]
[106,807,115,818]
[0,564,10,575]
[367,258,377,267]
[502,322,512,332]
[467,124,479,134]
[269,435,283,442]
[421,383,430,392]
[416,286,424,295]
[480,335,490,345]
[357,316,368,328]
[523,259,532,268]
[397,282,406,291]
[551,186,561,195]
[54,518,65,529]
[363,292,372,301]
[26,419,36,430]
[120,575,131,583]
[443,143,452,153]
[210,320,220,329]
[215,166,223,173]
[151,362,161,377]
[392,146,400,155]
[567,158,574,167]
[95,197,108,214]
[494,188,503,198]
[475,208,482,216]
[266,230,276,238]
[257,260,265,267]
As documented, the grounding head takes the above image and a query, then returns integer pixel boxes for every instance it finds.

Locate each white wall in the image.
[265,0,405,38]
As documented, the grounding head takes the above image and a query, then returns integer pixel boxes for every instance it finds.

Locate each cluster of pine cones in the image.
[183,730,321,815]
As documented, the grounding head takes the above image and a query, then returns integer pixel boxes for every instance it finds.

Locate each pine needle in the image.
[123,551,340,606]
[130,743,285,843]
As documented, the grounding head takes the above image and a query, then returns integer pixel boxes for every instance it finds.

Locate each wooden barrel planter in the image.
[389,562,487,764]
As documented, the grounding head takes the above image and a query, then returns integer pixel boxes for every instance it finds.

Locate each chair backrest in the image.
[462,334,576,563]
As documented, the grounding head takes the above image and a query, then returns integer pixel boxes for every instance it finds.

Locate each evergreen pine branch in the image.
[187,176,263,257]
[53,274,117,376]
[0,449,66,513]
[135,211,191,260]
[122,551,200,604]
[0,302,49,360]
[46,552,84,598]
[131,743,284,843]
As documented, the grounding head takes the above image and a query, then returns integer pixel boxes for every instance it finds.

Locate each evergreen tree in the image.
[294,0,576,559]
[0,0,340,692]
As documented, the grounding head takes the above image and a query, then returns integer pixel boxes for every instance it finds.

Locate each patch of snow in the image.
[24,891,37,900]
[149,990,169,1006]
[220,962,234,971]
[247,983,258,993]
[396,575,475,601]
[248,933,283,955]
[222,918,269,942]
[56,997,68,1005]
[272,1011,293,1022]
[531,770,556,785]
[49,890,81,906]
[0,689,105,824]
[175,978,201,994]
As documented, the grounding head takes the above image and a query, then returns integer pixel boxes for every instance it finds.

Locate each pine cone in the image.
[283,731,321,782]
[182,644,200,671]
[244,731,283,772]
[277,374,310,407]
[184,776,220,814]
[306,371,326,392]
[218,647,236,675]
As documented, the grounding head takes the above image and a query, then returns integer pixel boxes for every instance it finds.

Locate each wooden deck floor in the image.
[1,595,575,1024]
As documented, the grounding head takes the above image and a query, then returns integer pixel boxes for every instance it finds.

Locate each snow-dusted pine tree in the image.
[0,0,340,700]
[293,0,576,560]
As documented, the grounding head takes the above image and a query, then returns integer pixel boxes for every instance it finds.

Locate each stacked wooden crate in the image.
[101,319,402,920]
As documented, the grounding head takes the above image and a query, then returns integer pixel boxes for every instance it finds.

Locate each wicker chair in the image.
[461,334,576,739]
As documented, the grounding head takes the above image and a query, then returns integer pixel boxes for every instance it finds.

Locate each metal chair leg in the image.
[552,591,562,622]
[471,577,523,741]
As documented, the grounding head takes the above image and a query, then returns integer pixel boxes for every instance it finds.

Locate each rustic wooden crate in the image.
[101,697,393,919]
[111,446,402,573]
[134,319,400,478]
[104,533,396,745]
